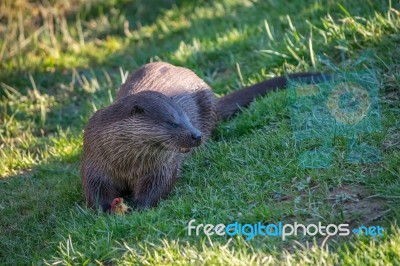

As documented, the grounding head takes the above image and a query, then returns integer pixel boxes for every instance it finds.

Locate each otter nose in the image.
[191,132,202,146]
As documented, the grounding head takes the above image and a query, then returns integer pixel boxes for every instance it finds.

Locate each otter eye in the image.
[166,121,178,128]
[131,106,144,115]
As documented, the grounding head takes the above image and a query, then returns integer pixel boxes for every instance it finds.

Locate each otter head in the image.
[91,90,202,154]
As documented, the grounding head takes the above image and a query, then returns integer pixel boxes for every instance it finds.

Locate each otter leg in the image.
[132,168,178,209]
[83,171,119,213]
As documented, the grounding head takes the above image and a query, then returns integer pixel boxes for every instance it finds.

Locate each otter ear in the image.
[131,105,145,115]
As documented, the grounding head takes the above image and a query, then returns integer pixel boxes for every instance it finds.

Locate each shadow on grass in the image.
[1,156,397,264]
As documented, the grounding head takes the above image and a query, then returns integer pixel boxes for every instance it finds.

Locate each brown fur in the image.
[81,62,328,211]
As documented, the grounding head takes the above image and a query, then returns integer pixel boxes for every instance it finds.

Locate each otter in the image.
[81,62,328,212]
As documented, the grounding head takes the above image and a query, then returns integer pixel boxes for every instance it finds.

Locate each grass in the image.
[0,0,399,265]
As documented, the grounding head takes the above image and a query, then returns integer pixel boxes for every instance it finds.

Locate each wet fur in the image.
[81,62,327,212]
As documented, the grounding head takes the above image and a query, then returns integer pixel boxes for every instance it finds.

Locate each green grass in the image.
[0,0,399,265]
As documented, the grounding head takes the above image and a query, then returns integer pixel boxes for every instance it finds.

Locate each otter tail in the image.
[216,72,330,120]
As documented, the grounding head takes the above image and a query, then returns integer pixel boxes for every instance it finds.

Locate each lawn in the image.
[0,0,399,265]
